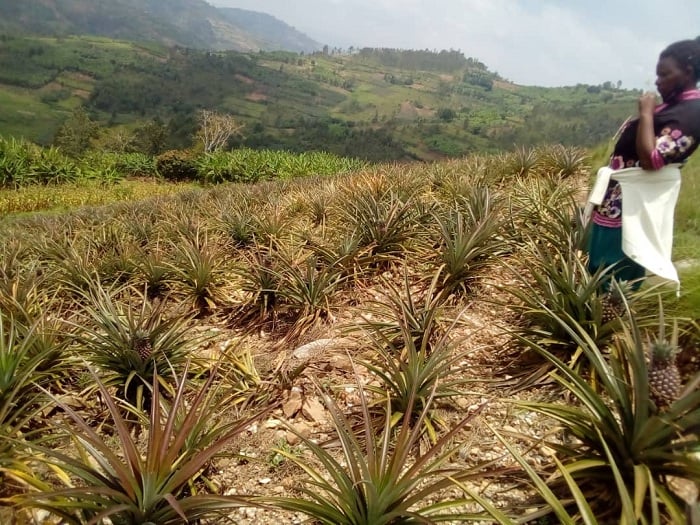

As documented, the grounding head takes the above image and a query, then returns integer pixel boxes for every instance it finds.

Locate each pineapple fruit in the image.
[600,280,630,324]
[133,331,153,361]
[648,321,681,410]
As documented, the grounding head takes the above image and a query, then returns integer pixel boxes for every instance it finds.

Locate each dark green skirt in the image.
[587,222,645,289]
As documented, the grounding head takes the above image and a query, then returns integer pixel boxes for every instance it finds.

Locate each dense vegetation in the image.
[0,35,641,160]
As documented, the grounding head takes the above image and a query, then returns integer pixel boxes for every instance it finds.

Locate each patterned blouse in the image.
[593,89,700,228]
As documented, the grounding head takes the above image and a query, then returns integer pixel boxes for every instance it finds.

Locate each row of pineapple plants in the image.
[0,145,697,523]
[0,136,367,189]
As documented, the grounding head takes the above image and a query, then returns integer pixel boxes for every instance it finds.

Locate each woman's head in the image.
[656,37,700,102]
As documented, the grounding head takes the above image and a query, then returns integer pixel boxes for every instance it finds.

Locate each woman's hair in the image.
[660,37,700,82]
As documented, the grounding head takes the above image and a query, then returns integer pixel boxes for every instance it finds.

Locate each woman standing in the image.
[588,37,700,289]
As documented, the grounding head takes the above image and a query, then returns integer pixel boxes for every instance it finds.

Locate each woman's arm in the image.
[636,92,658,170]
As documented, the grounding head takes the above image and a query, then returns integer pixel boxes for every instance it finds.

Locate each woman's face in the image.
[655,56,693,102]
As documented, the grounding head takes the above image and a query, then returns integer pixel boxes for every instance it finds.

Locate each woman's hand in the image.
[638,92,658,115]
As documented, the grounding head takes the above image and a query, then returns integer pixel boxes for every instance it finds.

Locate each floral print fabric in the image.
[593,90,700,228]
[655,127,695,161]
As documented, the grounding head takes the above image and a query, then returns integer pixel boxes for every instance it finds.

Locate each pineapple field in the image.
[0,145,699,524]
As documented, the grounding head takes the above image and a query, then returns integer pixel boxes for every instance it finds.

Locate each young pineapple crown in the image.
[650,311,680,359]
[605,279,635,305]
[649,338,679,363]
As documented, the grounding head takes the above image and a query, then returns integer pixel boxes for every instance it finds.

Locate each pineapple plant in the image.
[338,181,423,263]
[74,283,198,410]
[648,317,682,410]
[14,365,268,523]
[429,190,507,301]
[514,303,700,523]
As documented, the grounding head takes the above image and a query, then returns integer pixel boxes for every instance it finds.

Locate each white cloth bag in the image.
[585,164,682,285]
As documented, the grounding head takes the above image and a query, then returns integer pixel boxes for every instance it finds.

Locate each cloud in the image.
[209,0,699,88]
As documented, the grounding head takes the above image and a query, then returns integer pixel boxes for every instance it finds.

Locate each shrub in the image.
[156,150,198,181]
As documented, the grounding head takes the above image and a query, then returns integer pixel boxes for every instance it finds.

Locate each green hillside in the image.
[0,35,641,160]
[0,0,321,53]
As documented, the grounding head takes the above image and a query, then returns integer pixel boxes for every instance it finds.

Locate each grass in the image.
[668,267,700,320]
[663,156,700,319]
[674,156,700,258]
[0,88,64,143]
[53,72,95,92]
[222,96,268,119]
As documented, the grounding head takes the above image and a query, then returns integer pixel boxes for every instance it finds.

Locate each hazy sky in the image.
[210,0,699,89]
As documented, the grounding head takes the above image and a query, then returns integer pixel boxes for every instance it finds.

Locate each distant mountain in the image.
[217,8,321,53]
[0,0,322,53]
